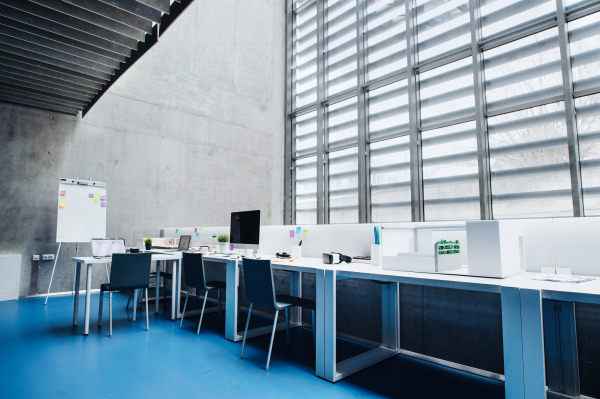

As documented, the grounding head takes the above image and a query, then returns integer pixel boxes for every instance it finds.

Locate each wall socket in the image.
[32,255,40,261]
[42,254,54,261]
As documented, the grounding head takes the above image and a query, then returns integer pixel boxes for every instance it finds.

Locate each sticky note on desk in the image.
[289,230,294,237]
[302,229,308,236]
[101,202,106,208]
[93,198,99,204]
[59,196,66,202]
[60,191,66,196]
[89,193,94,198]
[59,202,66,208]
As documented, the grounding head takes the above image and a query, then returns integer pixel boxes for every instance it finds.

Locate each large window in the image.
[287,0,600,224]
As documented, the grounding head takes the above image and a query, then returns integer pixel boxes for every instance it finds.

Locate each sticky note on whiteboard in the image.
[302,229,308,236]
[290,230,294,237]
[194,228,197,233]
[59,196,66,202]
[296,227,301,234]
[95,193,100,198]
[101,202,106,208]
[89,193,94,198]
[59,203,66,208]
[195,233,199,237]
[93,199,99,204]
[60,191,66,196]
[176,229,179,233]
[101,196,106,200]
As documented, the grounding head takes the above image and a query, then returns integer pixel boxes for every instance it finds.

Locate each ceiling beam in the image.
[0,97,79,115]
[97,0,162,23]
[57,0,153,33]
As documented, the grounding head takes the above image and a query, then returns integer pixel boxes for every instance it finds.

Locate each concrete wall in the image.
[0,0,286,297]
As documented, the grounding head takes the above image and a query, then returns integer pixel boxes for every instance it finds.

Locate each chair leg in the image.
[312,310,316,350]
[239,303,253,359]
[218,289,222,320]
[145,288,149,331]
[265,309,279,372]
[109,292,113,337]
[285,308,290,345]
[126,290,133,309]
[163,277,168,311]
[98,291,104,327]
[133,289,138,322]
[196,290,208,335]
[179,287,190,329]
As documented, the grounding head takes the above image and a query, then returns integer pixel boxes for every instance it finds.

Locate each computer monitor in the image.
[230,210,260,252]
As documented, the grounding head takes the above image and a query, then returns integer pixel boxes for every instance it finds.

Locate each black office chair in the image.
[126,260,174,312]
[98,253,152,337]
[239,258,316,371]
[179,252,226,335]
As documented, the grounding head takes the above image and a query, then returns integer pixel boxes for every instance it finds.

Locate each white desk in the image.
[72,253,182,335]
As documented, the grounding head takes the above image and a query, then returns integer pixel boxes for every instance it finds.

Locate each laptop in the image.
[91,238,126,259]
[152,235,191,253]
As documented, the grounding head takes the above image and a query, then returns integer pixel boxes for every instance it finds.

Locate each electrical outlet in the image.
[42,254,55,261]
[32,255,40,261]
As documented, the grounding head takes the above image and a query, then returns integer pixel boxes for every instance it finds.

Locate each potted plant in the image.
[218,234,230,253]
[144,238,152,251]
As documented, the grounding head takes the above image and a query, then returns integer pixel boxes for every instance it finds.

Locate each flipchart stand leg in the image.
[45,242,62,305]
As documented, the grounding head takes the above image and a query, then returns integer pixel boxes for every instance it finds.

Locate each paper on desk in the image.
[533,274,596,284]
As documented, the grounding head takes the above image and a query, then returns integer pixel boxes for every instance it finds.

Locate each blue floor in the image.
[0,292,505,399]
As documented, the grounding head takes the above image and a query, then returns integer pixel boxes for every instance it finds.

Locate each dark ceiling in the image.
[0,0,194,117]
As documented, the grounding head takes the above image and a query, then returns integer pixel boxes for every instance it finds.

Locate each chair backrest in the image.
[241,258,277,309]
[182,252,208,290]
[109,253,152,291]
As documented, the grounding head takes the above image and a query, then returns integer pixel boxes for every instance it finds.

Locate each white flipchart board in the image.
[56,178,107,243]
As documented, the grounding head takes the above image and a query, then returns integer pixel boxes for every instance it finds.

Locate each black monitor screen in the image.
[230,210,260,245]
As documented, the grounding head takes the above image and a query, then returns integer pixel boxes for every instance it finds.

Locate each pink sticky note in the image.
[230,243,234,250]
[290,230,295,237]
[101,202,106,208]
[60,191,66,196]
[88,193,94,198]
[100,196,106,200]
[194,228,197,233]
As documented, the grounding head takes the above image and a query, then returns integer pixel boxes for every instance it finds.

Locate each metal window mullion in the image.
[356,0,368,223]
[286,0,295,225]
[317,0,326,224]
[556,0,584,217]
[469,0,492,220]
[406,0,423,222]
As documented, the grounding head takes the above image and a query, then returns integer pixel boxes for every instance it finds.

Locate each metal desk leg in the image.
[155,260,161,314]
[381,283,399,351]
[170,259,179,320]
[520,288,547,398]
[315,269,325,378]
[175,259,181,319]
[84,263,93,335]
[323,269,337,381]
[501,286,525,399]
[225,259,240,341]
[290,271,302,326]
[73,262,81,326]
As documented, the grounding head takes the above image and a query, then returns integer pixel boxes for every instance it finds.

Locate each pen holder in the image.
[292,246,302,259]
[371,244,382,266]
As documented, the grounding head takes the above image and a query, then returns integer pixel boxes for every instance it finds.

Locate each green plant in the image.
[436,239,460,255]
[217,234,230,243]
[144,238,152,245]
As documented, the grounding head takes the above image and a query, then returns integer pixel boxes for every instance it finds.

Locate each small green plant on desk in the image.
[217,234,230,243]
[144,238,152,250]
[435,239,460,255]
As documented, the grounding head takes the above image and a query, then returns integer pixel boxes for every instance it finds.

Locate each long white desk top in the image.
[522,278,600,304]
[73,252,182,263]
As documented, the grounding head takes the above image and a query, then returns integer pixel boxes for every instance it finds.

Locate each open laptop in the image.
[91,238,126,259]
[151,235,191,253]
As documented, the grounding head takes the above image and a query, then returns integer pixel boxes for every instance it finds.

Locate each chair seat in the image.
[101,283,111,292]
[275,294,315,311]
[206,280,226,290]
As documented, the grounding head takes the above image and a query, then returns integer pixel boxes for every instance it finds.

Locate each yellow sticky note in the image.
[302,229,308,236]
[59,203,66,208]
[95,193,101,198]
[93,198,99,204]
[59,196,66,202]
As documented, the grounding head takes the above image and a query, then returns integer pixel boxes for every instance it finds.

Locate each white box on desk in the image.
[466,220,523,278]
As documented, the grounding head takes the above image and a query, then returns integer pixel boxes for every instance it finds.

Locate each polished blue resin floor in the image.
[0,292,504,399]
